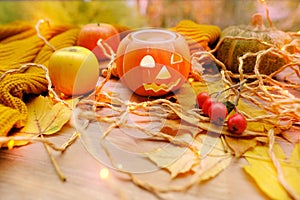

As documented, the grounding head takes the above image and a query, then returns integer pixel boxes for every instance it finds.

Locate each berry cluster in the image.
[196,91,247,134]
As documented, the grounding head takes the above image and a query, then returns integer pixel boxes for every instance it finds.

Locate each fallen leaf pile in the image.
[77,21,300,198]
[75,71,300,199]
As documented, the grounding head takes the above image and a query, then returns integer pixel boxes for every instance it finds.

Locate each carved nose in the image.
[156,65,171,80]
[140,55,155,68]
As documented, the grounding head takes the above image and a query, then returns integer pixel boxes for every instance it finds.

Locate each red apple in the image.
[77,23,120,60]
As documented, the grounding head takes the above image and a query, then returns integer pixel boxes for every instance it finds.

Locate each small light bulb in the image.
[129,105,136,110]
[7,140,14,150]
[60,93,65,98]
[99,168,110,180]
[142,102,147,108]
[282,89,289,95]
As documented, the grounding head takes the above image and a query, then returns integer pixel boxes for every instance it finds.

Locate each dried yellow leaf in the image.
[146,144,200,178]
[225,136,257,157]
[195,135,232,181]
[12,95,72,146]
[132,134,232,193]
[236,100,277,133]
[244,144,300,200]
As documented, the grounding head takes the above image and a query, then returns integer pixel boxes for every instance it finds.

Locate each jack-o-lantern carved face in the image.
[115,29,191,96]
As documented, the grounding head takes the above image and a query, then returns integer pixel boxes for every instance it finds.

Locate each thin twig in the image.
[41,134,67,182]
[35,19,56,51]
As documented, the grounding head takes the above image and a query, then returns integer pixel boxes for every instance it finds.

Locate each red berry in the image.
[208,102,228,125]
[202,97,215,116]
[228,113,247,134]
[196,92,210,108]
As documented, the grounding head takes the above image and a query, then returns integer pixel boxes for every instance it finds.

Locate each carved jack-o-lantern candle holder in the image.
[115,29,191,96]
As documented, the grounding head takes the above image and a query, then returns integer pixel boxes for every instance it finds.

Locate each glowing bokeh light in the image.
[99,168,110,180]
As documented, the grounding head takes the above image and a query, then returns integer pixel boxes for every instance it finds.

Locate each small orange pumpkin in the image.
[115,29,191,96]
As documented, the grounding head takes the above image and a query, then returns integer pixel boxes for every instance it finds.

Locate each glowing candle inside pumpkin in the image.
[116,29,190,96]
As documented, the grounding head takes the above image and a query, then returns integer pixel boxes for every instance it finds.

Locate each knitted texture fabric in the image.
[0,21,79,136]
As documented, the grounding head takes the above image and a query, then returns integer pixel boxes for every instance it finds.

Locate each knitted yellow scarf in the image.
[0,21,79,136]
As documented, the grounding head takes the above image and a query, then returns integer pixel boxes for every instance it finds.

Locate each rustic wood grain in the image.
[0,123,272,200]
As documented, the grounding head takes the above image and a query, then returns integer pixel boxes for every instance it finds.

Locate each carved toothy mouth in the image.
[142,78,181,93]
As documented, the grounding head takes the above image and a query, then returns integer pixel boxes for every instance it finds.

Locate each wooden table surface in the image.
[0,124,270,200]
[0,67,299,200]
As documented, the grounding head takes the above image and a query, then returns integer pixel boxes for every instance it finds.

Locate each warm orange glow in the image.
[60,93,66,99]
[7,140,14,150]
[39,19,46,24]
[259,0,267,5]
[99,168,110,180]
[142,102,148,108]
[103,117,109,121]
[281,89,290,96]
[262,86,269,91]
[129,105,136,110]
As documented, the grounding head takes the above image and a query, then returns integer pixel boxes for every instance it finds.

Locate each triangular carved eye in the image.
[156,65,171,80]
[170,53,183,64]
[140,55,155,68]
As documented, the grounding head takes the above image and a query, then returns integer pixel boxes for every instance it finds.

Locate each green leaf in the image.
[223,100,235,114]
